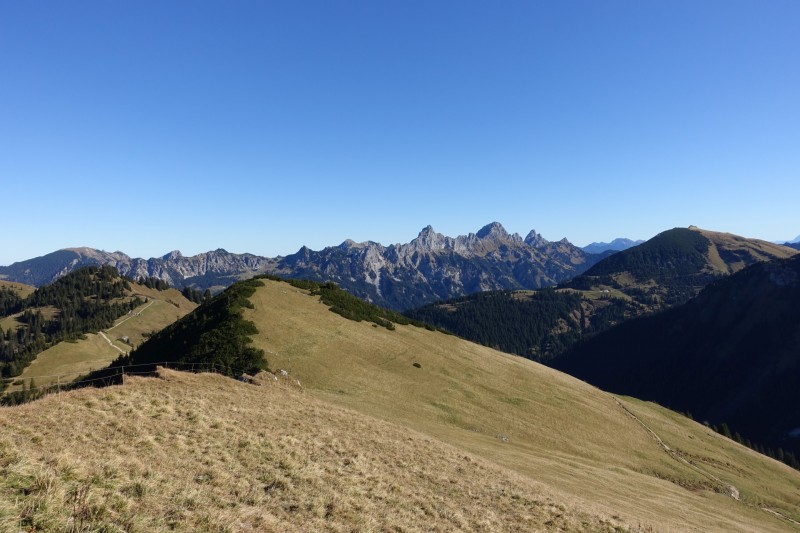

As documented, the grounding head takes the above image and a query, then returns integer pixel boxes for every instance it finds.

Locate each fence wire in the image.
[1,360,264,397]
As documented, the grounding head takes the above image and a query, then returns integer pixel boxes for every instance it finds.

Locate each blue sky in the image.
[1,1,798,265]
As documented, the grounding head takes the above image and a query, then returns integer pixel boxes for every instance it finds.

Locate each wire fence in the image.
[0,360,268,399]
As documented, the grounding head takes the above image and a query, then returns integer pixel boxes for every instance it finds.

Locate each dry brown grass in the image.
[2,279,799,531]
[695,227,798,274]
[0,280,35,298]
[0,369,623,532]
[244,280,800,532]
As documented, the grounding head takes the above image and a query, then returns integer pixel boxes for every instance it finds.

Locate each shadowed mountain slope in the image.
[404,227,797,362]
[241,279,800,531]
[569,226,797,308]
[554,254,800,459]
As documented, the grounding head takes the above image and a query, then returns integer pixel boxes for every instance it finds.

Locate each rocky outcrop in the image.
[0,223,604,310]
[271,223,602,309]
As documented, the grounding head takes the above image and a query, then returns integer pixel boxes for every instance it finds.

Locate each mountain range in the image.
[3,237,800,529]
[405,226,798,360]
[581,237,644,254]
[0,223,609,311]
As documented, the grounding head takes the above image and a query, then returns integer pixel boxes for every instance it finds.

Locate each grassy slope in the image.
[7,283,196,390]
[0,281,35,332]
[0,369,618,532]
[1,278,798,531]
[575,227,796,306]
[245,280,800,532]
[698,228,798,274]
[0,280,35,298]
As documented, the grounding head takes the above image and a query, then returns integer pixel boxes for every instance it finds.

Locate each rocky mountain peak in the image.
[476,222,509,240]
[162,250,183,261]
[412,225,448,251]
[524,230,548,248]
[0,221,603,310]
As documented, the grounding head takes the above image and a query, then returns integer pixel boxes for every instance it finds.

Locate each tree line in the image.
[0,266,146,385]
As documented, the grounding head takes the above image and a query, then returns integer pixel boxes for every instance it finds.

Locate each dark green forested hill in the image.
[567,227,797,309]
[553,254,800,464]
[404,288,631,361]
[0,266,143,382]
[119,278,268,376]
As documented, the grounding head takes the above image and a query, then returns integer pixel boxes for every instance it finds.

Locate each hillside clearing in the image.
[4,285,196,392]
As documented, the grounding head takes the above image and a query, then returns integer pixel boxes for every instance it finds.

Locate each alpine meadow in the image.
[2,2,800,532]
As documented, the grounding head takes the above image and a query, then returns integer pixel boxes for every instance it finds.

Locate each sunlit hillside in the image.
[0,368,629,532]
[245,279,800,531]
[3,280,196,393]
[1,278,798,531]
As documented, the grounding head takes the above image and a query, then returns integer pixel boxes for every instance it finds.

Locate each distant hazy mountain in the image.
[581,238,644,254]
[0,247,278,293]
[0,223,605,310]
[554,253,800,457]
[787,242,800,251]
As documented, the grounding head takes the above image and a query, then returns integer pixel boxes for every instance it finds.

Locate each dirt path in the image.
[98,331,127,355]
[612,396,740,500]
[761,507,800,526]
[615,400,800,525]
[108,299,156,331]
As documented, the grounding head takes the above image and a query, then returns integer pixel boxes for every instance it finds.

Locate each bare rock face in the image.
[0,247,280,293]
[274,222,601,310]
[0,223,604,310]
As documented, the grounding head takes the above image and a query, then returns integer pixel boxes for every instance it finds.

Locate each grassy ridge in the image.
[244,279,800,531]
[0,267,145,386]
[6,286,197,392]
[0,369,617,532]
[259,274,437,331]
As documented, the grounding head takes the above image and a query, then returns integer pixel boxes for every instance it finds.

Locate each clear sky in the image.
[1,1,798,265]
